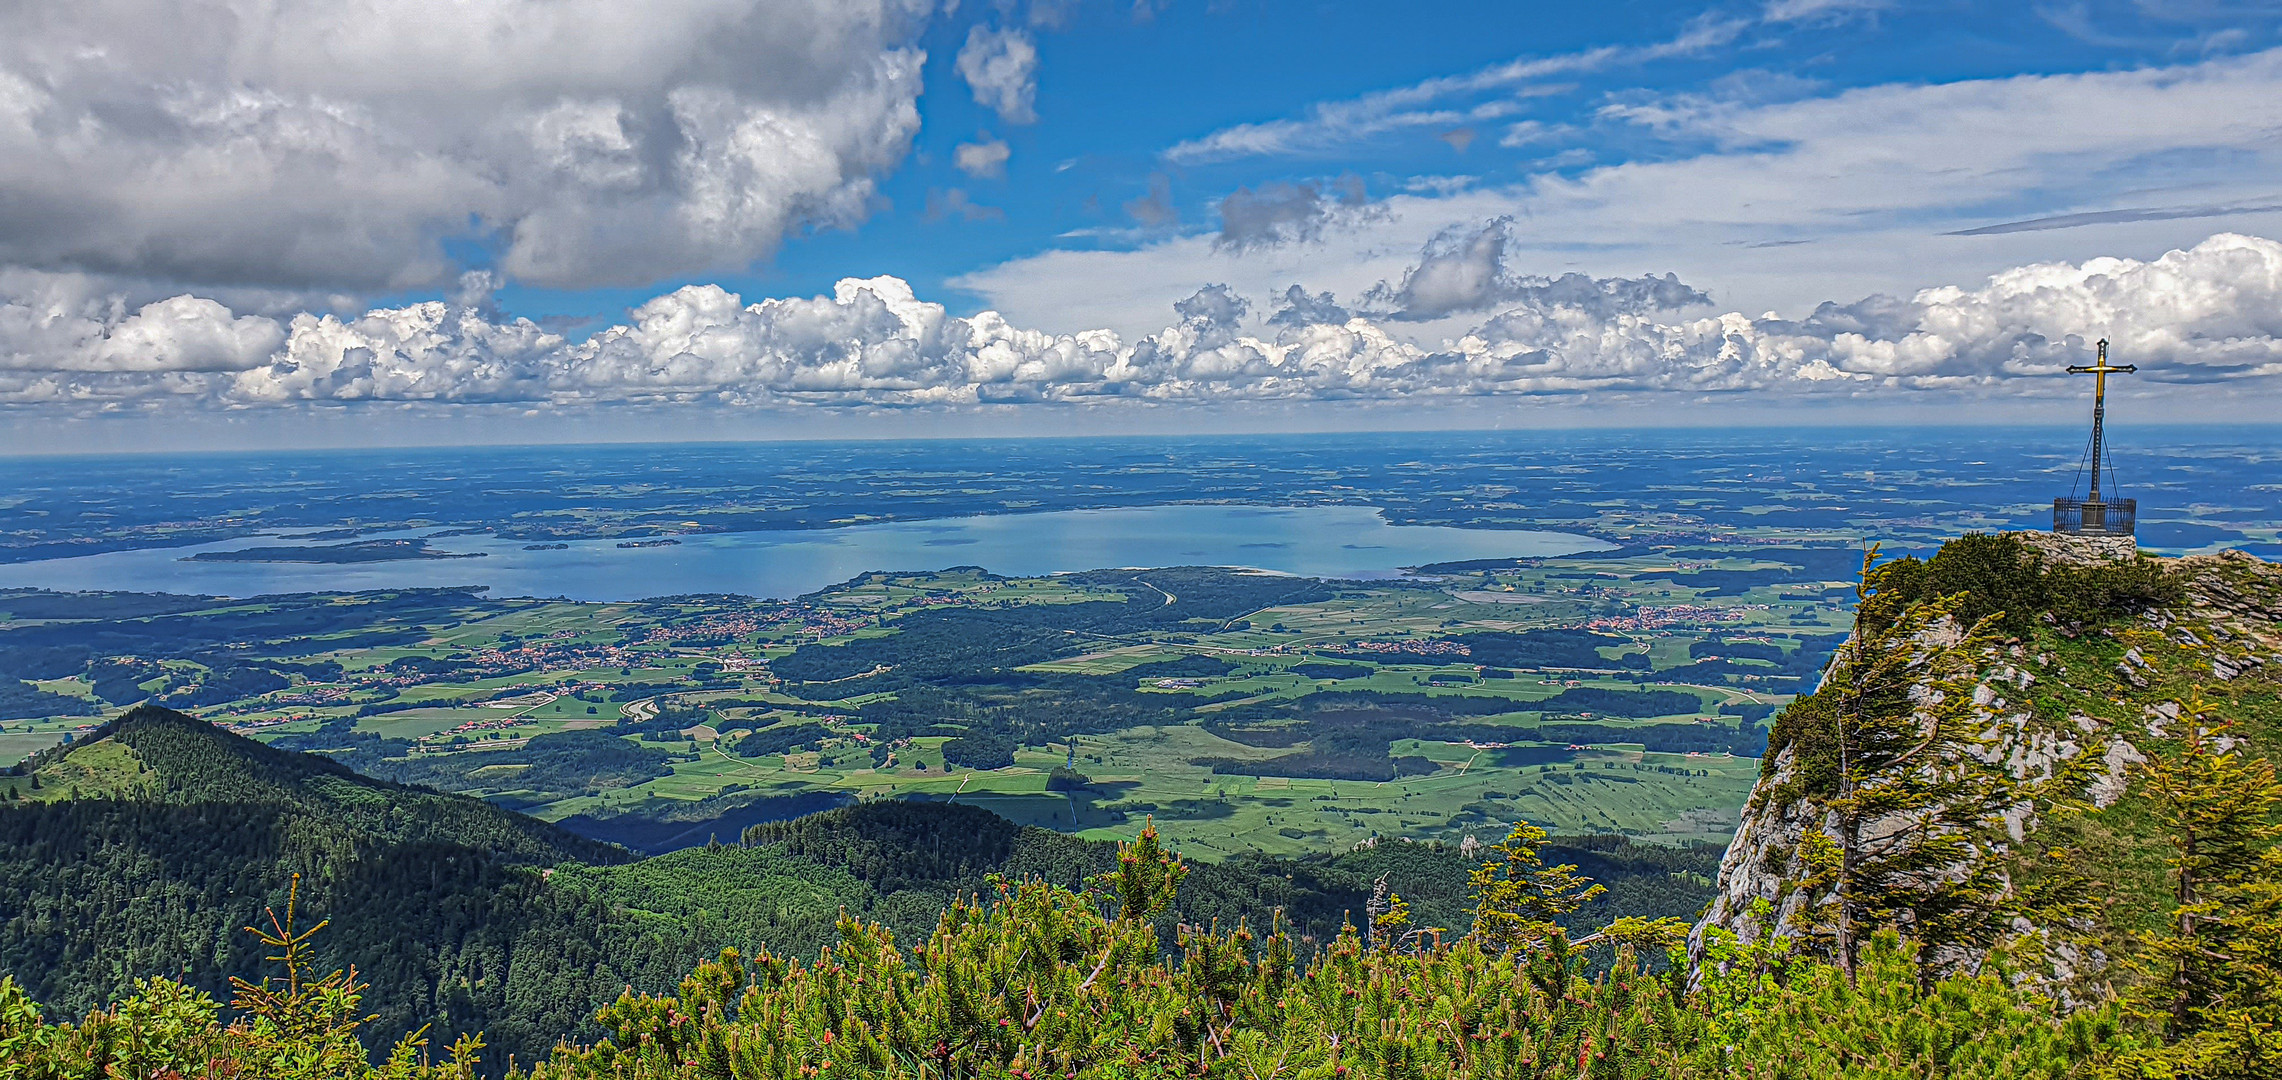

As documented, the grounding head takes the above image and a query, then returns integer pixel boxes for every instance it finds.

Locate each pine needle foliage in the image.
[1465,821,1605,954]
[0,817,2149,1080]
[224,872,384,1079]
[0,876,490,1080]
[2104,699,2282,1079]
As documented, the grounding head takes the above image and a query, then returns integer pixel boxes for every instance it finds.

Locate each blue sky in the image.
[494,0,2282,332]
[3,0,2282,447]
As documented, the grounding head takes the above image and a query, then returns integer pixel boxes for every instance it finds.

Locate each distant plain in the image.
[1,426,2273,859]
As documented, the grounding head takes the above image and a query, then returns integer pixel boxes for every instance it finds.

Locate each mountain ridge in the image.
[1693,531,2282,995]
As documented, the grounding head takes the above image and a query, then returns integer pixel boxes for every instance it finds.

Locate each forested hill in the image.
[0,705,659,1057]
[739,800,1717,950]
[8,705,620,861]
[0,706,1720,1070]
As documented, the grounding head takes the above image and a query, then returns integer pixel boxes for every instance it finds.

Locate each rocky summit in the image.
[1695,531,2282,995]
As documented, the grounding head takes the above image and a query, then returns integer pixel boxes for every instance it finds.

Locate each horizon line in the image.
[2,419,2275,462]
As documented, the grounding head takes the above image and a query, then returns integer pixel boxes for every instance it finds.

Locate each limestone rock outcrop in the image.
[1690,534,2282,987]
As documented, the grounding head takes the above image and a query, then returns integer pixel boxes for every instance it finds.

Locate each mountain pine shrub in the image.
[0,821,2157,1079]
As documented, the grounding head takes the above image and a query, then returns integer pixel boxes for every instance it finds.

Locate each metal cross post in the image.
[2067,339,2135,505]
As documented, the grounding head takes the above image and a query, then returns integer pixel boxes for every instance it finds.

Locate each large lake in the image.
[0,504,1607,602]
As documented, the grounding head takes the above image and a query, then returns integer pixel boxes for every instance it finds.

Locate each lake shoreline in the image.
[0,504,1612,604]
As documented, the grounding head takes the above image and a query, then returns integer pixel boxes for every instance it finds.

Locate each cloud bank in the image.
[5,232,2278,410]
[0,0,934,293]
[1068,41,2282,347]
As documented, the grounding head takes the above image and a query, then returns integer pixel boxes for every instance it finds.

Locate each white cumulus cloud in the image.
[3,233,2279,412]
[0,270,284,374]
[955,138,1013,179]
[956,25,1041,125]
[0,0,935,293]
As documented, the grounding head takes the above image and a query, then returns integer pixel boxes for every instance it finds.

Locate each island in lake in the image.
[184,539,487,564]
[614,538,682,548]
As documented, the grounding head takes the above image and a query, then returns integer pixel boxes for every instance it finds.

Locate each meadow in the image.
[0,540,1848,857]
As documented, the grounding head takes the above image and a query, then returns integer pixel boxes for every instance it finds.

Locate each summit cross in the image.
[2067,339,2135,507]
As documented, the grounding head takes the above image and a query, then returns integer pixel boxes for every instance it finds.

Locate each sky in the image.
[4,0,2282,450]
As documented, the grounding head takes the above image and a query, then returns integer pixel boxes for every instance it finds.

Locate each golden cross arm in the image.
[2066,338,2135,377]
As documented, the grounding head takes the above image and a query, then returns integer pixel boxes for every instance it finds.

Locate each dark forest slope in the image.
[745,800,1717,949]
[9,705,622,859]
[0,706,661,1056]
[0,708,1719,1068]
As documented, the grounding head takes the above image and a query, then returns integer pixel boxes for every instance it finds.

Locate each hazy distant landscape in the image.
[4,426,2275,580]
[5,426,2272,862]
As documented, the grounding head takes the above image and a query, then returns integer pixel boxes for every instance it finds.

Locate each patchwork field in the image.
[1,540,1854,857]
